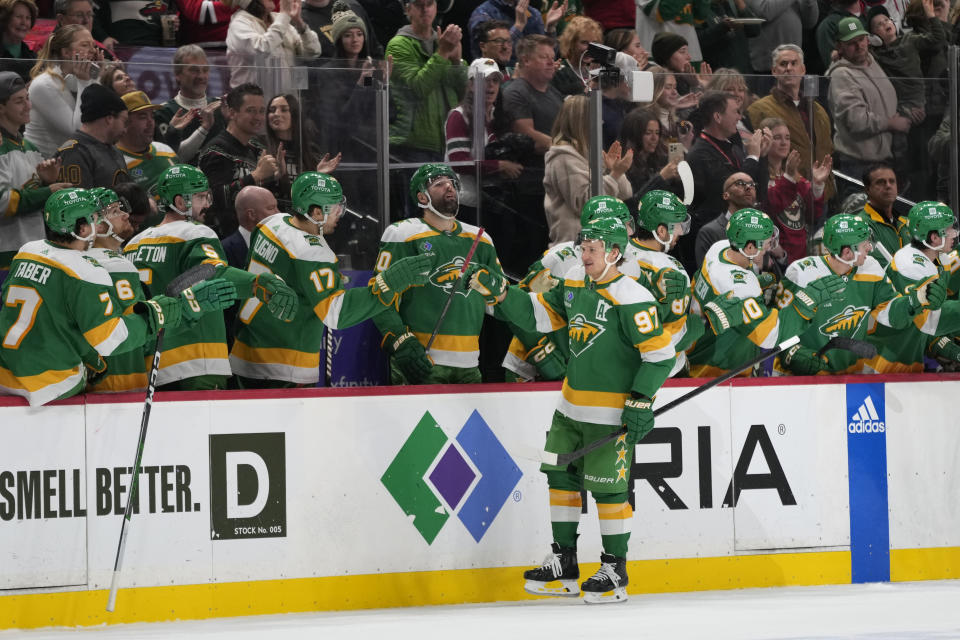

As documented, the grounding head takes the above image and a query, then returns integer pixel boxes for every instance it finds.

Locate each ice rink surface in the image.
[5,580,960,640]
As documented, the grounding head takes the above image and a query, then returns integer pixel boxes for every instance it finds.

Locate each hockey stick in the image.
[538,335,801,467]
[425,227,484,352]
[816,336,877,359]
[106,262,217,613]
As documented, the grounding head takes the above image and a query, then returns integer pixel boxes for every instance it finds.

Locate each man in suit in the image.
[223,185,280,269]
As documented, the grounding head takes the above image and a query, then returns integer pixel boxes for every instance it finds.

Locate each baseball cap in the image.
[0,71,25,103]
[468,57,503,81]
[121,90,163,113]
[836,16,869,42]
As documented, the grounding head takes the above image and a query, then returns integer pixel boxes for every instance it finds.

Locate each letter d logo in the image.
[225,451,269,519]
[209,433,286,540]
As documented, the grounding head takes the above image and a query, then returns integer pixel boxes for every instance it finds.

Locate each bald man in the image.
[694,171,758,269]
[222,186,280,269]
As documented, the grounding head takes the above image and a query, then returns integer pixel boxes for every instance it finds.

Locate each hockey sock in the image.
[549,489,581,548]
[594,492,632,558]
[546,472,583,549]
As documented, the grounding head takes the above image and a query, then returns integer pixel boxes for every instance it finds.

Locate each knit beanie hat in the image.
[651,32,688,67]
[331,1,367,44]
[80,83,128,123]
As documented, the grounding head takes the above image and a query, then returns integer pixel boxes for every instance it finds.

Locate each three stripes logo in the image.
[381,410,522,544]
[848,394,885,434]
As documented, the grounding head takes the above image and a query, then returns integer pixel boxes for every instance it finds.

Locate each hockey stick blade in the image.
[539,335,801,467]
[165,263,218,296]
[815,336,877,359]
[425,228,484,352]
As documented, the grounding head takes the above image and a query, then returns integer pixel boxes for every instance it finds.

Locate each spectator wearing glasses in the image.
[694,171,756,267]
[474,19,513,77]
[54,0,116,55]
[467,0,567,62]
[0,0,37,83]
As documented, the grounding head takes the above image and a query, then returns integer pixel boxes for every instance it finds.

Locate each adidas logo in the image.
[848,395,885,433]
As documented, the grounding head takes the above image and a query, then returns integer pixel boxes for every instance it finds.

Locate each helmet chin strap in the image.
[923,234,947,252]
[170,201,194,219]
[96,216,124,244]
[596,247,619,281]
[419,191,458,220]
[655,227,675,251]
[71,222,97,248]
[833,248,862,267]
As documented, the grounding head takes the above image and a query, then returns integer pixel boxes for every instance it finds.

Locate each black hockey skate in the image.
[581,553,628,604]
[523,543,580,597]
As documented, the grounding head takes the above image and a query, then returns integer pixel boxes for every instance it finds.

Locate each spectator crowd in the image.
[2,0,960,407]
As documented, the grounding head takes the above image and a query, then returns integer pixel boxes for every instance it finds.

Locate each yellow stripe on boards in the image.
[890,546,960,581]
[1,550,853,630]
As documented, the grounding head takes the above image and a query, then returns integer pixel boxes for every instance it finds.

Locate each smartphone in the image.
[668,142,685,163]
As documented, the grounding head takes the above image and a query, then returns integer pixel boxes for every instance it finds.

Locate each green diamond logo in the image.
[381,412,450,543]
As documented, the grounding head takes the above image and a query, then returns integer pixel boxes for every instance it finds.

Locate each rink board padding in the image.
[1,375,959,628]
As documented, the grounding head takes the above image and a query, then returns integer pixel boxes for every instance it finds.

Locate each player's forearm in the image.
[322,287,392,330]
[630,357,675,399]
[491,286,539,332]
[372,306,407,341]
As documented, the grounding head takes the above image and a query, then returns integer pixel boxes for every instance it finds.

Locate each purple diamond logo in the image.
[428,445,476,510]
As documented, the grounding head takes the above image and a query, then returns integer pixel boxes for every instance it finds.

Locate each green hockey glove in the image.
[792,274,846,318]
[465,264,508,304]
[654,268,687,305]
[84,354,108,387]
[622,395,654,446]
[252,272,298,322]
[519,268,559,294]
[179,278,238,323]
[782,343,826,376]
[757,271,778,305]
[386,331,433,383]
[703,294,746,334]
[140,295,182,335]
[372,253,436,307]
[527,336,565,381]
[907,275,946,313]
[930,336,960,363]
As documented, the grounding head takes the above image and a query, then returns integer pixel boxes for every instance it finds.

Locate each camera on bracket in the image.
[586,42,620,85]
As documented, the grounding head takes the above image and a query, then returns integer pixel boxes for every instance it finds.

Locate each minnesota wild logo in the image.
[568,313,605,356]
[818,304,869,336]
[731,270,747,284]
[430,257,470,296]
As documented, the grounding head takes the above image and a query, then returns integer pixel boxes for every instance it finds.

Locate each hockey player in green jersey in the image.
[501,197,630,382]
[0,188,234,406]
[467,216,676,604]
[621,190,702,376]
[772,214,925,375]
[125,164,298,391]
[688,208,846,378]
[372,163,504,384]
[867,201,960,372]
[85,187,150,392]
[229,172,435,387]
[502,195,687,382]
